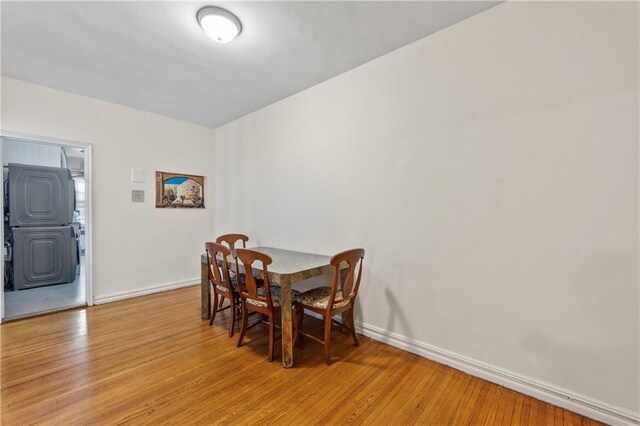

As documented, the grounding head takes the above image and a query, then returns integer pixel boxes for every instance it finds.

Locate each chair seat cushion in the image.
[214,275,243,293]
[293,287,350,310]
[246,286,300,309]
[215,275,264,293]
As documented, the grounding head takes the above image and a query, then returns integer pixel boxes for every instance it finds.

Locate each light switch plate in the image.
[131,190,145,203]
[131,168,145,183]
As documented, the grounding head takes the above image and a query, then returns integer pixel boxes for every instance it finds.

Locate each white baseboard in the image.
[93,278,199,305]
[351,320,639,426]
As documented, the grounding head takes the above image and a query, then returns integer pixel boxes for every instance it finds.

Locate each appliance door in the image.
[11,226,78,290]
[8,163,75,227]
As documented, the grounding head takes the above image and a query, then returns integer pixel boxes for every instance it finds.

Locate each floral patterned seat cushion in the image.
[293,286,350,310]
[215,275,264,293]
[246,286,300,309]
[214,275,244,293]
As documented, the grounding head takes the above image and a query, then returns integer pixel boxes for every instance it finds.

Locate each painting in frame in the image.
[155,171,205,208]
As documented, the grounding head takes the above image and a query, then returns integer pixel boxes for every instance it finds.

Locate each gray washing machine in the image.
[12,226,78,290]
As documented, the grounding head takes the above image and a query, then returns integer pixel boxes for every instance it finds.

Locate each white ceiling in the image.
[1,1,499,128]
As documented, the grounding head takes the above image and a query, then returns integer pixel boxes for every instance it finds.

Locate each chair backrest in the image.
[215,233,249,253]
[205,242,232,291]
[328,248,365,310]
[234,248,274,309]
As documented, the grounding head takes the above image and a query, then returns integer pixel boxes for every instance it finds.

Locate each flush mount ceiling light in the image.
[197,6,242,44]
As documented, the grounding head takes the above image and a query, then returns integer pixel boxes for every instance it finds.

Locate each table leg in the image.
[280,277,293,368]
[201,260,210,320]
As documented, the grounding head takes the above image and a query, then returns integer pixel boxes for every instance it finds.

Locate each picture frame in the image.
[155,171,205,208]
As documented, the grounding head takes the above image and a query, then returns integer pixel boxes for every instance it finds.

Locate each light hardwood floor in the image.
[1,286,600,425]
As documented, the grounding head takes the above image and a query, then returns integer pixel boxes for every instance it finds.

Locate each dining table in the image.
[200,246,346,368]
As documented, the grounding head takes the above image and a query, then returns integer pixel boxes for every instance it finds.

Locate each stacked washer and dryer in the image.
[5,163,79,290]
[3,138,79,291]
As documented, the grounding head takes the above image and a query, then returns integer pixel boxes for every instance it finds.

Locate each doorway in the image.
[0,132,93,321]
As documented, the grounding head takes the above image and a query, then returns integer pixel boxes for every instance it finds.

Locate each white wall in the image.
[1,76,215,299]
[214,1,639,420]
[3,138,66,167]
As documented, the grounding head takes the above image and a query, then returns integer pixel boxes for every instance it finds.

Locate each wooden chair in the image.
[293,248,365,365]
[234,248,299,362]
[204,242,243,337]
[215,234,249,308]
[215,233,249,252]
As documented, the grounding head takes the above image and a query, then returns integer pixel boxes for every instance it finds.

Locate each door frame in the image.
[0,130,94,323]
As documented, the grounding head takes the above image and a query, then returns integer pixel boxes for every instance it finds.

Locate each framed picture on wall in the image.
[155,171,205,208]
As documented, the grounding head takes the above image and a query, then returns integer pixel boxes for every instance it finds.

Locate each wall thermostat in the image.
[131,190,145,203]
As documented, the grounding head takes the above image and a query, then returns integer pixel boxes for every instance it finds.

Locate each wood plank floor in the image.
[1,286,600,425]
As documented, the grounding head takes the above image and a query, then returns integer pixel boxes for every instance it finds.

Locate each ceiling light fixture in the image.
[197,6,242,44]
